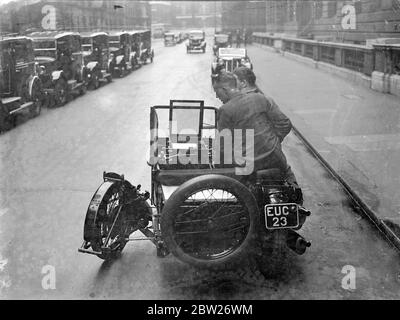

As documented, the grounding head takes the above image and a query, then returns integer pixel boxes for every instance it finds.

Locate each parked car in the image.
[127,30,143,69]
[136,30,154,64]
[213,33,230,56]
[80,32,112,89]
[0,36,43,131]
[186,30,206,53]
[211,47,253,84]
[29,31,87,107]
[177,32,188,43]
[164,32,176,46]
[108,31,135,77]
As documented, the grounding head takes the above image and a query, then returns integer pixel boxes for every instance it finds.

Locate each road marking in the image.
[325,134,400,151]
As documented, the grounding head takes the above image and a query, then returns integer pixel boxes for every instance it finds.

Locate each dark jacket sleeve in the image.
[217,106,232,132]
[264,96,292,141]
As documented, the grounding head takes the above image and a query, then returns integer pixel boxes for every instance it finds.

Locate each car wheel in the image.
[120,65,126,78]
[30,79,43,118]
[92,73,100,90]
[54,79,68,107]
[0,106,14,132]
[161,174,259,270]
[80,83,87,96]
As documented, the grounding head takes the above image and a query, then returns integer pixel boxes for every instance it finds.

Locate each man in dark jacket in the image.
[213,71,297,184]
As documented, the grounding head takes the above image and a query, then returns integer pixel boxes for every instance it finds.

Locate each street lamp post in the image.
[214,1,216,34]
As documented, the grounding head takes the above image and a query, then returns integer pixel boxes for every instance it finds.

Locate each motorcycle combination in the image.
[79,100,311,276]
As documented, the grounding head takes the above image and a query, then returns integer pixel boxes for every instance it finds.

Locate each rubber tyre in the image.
[90,73,100,90]
[30,80,43,118]
[0,108,14,132]
[79,83,87,96]
[30,101,42,118]
[87,184,129,261]
[161,174,259,270]
[119,65,125,78]
[54,79,68,107]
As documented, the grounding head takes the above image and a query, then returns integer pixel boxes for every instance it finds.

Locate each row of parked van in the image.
[0,29,154,132]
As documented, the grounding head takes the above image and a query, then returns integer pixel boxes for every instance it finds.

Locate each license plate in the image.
[264,203,299,230]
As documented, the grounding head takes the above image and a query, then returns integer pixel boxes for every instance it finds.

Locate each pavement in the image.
[247,43,400,244]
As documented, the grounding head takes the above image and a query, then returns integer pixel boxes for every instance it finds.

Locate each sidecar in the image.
[79,100,311,272]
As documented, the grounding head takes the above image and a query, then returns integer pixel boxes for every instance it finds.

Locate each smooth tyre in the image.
[30,80,43,118]
[54,79,68,107]
[131,58,136,70]
[84,181,130,260]
[0,107,14,132]
[161,174,259,270]
[90,72,100,90]
[118,65,125,78]
[79,83,87,96]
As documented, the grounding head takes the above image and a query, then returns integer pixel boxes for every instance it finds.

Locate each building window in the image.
[354,1,362,13]
[327,1,337,18]
[315,1,323,19]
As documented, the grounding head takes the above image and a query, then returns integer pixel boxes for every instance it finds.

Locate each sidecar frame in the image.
[79,100,311,262]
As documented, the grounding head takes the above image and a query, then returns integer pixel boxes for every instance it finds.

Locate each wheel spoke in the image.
[173,186,250,260]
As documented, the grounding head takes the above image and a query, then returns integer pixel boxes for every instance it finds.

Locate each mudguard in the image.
[116,55,125,65]
[86,61,98,71]
[243,62,252,69]
[83,176,151,241]
[83,180,116,241]
[28,76,40,98]
[51,70,63,81]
